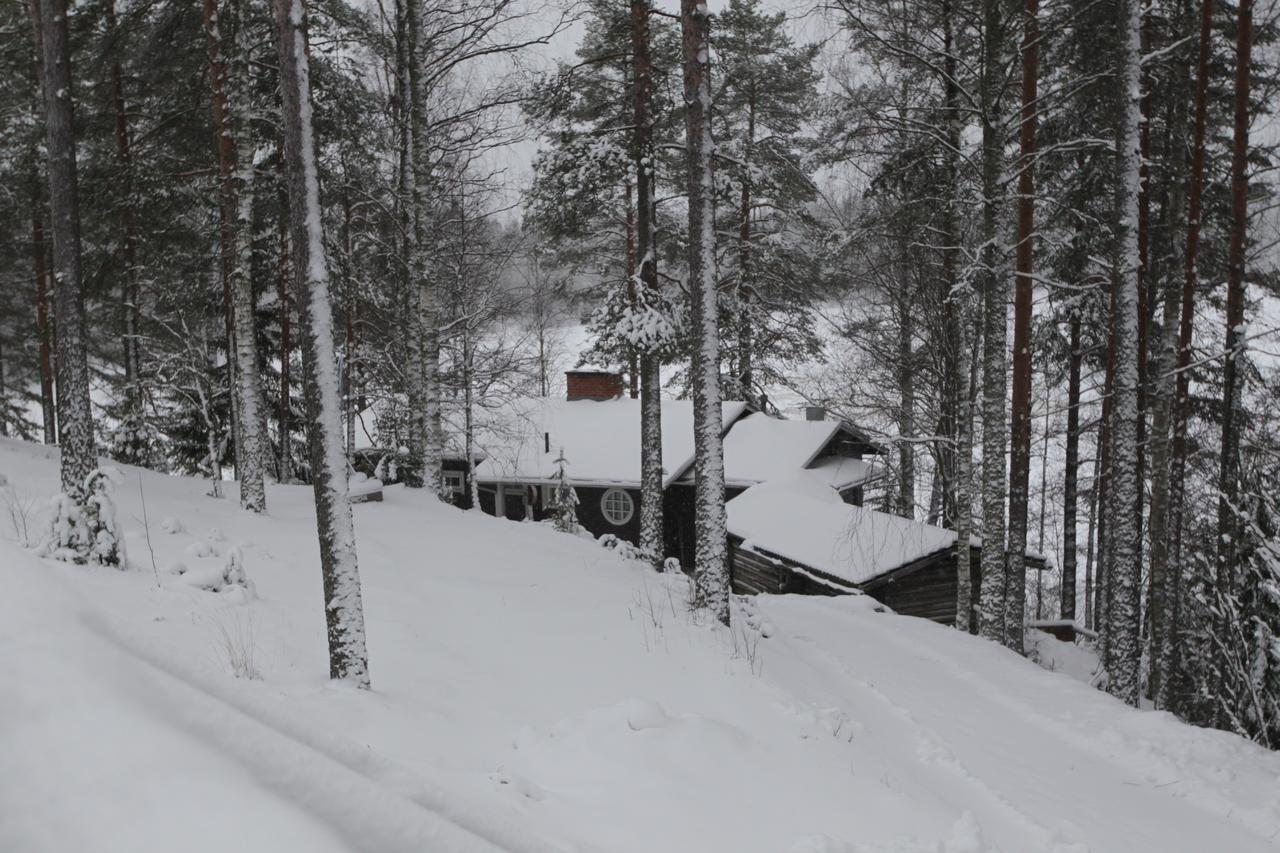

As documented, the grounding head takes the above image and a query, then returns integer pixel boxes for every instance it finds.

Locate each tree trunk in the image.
[736,96,755,403]
[107,0,142,423]
[1084,430,1101,630]
[33,0,96,503]
[1215,0,1252,707]
[897,288,915,520]
[681,0,730,625]
[941,0,973,632]
[397,0,424,485]
[1159,0,1214,712]
[977,0,1008,643]
[1146,0,1193,703]
[31,187,57,445]
[277,159,294,483]
[633,0,665,570]
[1105,0,1144,707]
[1006,0,1039,653]
[275,0,370,687]
[406,0,443,496]
[226,4,266,512]
[1061,314,1081,620]
[342,179,357,463]
[204,0,243,477]
[625,179,639,400]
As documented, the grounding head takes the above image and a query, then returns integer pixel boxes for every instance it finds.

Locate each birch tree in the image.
[274,0,370,687]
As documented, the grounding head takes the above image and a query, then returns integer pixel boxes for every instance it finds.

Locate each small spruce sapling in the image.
[550,446,580,533]
[41,468,124,567]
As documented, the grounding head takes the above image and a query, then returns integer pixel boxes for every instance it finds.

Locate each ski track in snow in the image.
[760,595,1280,853]
[3,438,1280,853]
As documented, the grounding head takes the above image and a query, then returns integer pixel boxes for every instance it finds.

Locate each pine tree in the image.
[33,0,116,565]
[1005,0,1040,654]
[1159,0,1216,712]
[632,0,665,571]
[275,0,369,687]
[681,0,730,625]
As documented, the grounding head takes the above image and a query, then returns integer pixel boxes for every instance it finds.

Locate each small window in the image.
[443,472,464,495]
[601,489,635,526]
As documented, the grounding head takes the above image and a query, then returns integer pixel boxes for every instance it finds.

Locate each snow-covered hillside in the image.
[1,438,1278,853]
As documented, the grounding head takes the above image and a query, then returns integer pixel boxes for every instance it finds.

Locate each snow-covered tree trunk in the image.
[33,0,96,505]
[396,0,425,485]
[231,151,266,511]
[1159,0,1215,713]
[1004,0,1038,654]
[940,0,973,633]
[633,0,664,571]
[229,12,266,513]
[682,0,730,625]
[275,0,370,688]
[736,97,755,403]
[405,0,443,496]
[1105,0,1144,707]
[976,0,1008,644]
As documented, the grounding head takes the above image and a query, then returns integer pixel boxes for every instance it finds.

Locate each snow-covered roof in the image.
[807,455,880,491]
[670,412,879,489]
[726,474,961,586]
[718,413,840,485]
[473,397,750,488]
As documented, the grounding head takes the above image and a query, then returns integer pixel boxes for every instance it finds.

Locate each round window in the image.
[600,488,635,526]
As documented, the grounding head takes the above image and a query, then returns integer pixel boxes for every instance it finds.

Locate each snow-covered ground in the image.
[2,438,1279,853]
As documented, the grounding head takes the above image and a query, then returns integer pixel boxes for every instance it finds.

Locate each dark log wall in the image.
[728,538,856,597]
[863,546,983,627]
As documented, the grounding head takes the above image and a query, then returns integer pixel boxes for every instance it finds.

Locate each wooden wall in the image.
[862,546,982,627]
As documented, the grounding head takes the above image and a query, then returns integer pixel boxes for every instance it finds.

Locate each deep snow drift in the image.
[1,438,1278,853]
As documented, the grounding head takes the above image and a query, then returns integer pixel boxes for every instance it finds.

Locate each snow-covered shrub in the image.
[663,557,683,575]
[175,545,255,599]
[39,468,124,567]
[160,516,184,535]
[599,533,641,561]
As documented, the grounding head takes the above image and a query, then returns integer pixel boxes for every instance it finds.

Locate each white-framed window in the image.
[600,488,635,526]
[443,471,464,496]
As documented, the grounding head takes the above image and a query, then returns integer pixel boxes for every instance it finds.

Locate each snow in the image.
[2,437,1280,852]
[726,474,961,585]
[807,454,879,490]
[714,412,843,486]
[473,396,748,487]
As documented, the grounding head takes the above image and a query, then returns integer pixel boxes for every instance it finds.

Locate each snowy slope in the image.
[1,438,1278,853]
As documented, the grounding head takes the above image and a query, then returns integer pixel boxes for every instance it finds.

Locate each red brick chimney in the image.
[566,369,624,401]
